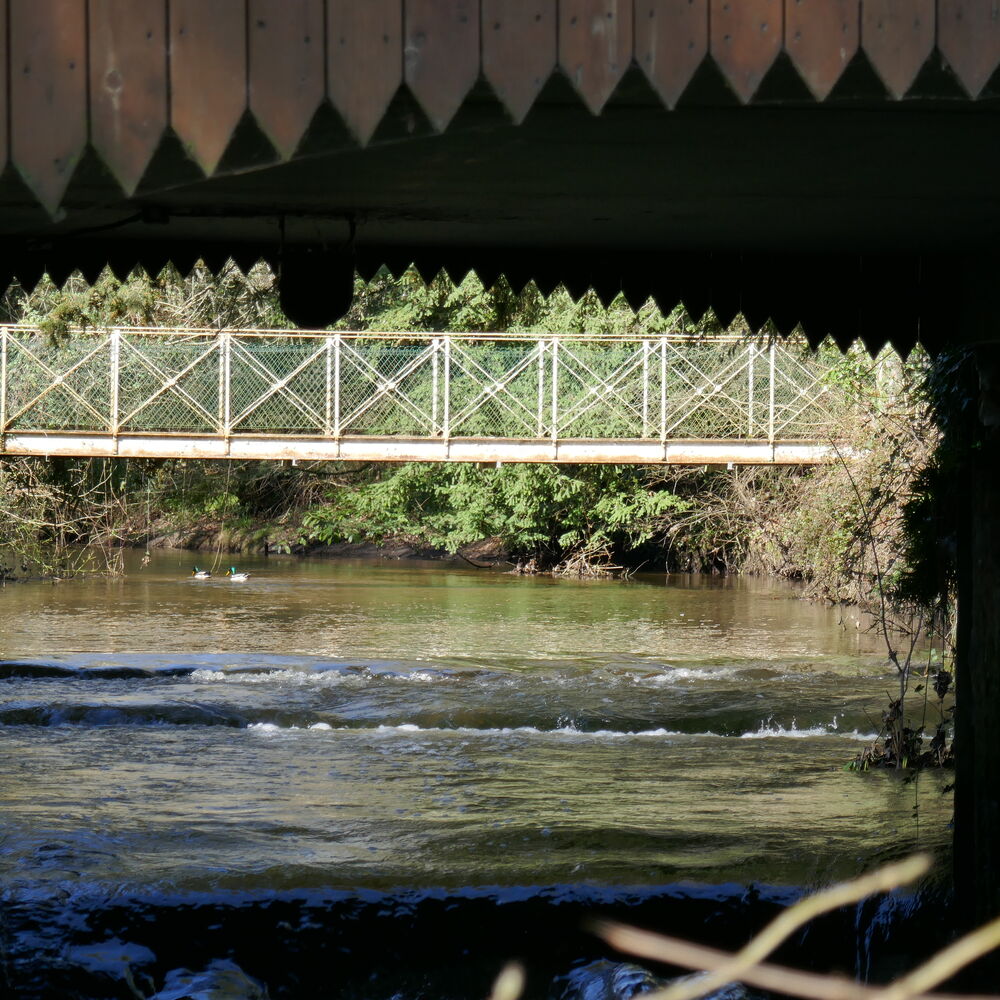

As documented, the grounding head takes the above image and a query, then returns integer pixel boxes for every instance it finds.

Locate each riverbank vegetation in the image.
[0,261,932,590]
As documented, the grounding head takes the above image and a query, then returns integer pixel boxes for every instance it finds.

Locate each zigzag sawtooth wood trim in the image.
[4,1,1000,216]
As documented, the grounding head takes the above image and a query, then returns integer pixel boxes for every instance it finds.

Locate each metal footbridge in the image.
[0,327,862,465]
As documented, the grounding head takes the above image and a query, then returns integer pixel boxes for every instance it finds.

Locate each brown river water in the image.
[0,549,953,999]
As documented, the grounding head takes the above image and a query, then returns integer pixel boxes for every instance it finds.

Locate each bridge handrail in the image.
[2,322,762,344]
[0,325,865,457]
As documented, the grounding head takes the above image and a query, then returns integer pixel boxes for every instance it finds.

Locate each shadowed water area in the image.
[0,550,952,998]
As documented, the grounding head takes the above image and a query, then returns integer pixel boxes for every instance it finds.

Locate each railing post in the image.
[660,337,667,442]
[747,342,755,437]
[222,332,231,437]
[110,329,121,436]
[432,337,439,433]
[537,341,545,438]
[551,338,559,444]
[768,342,776,443]
[642,340,650,438]
[216,333,225,434]
[0,327,7,440]
[333,334,342,436]
[442,335,451,440]
[324,336,334,436]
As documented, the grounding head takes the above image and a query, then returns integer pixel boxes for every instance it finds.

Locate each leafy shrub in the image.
[301,462,689,565]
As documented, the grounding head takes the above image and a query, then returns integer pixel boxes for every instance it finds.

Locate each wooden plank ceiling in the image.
[4,0,997,209]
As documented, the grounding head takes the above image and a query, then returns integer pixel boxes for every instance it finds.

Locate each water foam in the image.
[247,719,879,741]
[189,666,454,688]
[190,668,353,688]
[740,718,877,741]
[636,666,739,686]
[246,721,692,740]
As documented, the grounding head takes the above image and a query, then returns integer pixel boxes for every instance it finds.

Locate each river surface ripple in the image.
[0,550,952,996]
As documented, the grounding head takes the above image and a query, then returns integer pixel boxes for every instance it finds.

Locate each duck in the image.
[191,567,212,579]
[226,567,250,581]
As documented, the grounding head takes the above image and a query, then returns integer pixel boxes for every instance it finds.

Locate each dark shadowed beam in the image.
[946,260,1000,949]
[23,237,946,356]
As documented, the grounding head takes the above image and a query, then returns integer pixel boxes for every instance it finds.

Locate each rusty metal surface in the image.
[327,1,403,145]
[709,0,782,102]
[249,0,324,159]
[10,0,88,213]
[404,0,480,131]
[861,0,935,98]
[89,0,168,194]
[938,0,1000,98]
[482,0,557,124]
[559,0,633,113]
[635,0,708,109]
[785,0,859,99]
[169,0,247,174]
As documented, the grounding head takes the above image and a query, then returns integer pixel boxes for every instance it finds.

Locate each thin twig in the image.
[885,916,1000,1000]
[596,924,995,1000]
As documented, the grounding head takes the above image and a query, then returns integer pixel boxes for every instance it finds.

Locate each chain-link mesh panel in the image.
[771,343,844,438]
[338,340,436,435]
[663,341,752,438]
[229,339,327,433]
[5,333,111,430]
[118,336,221,432]
[448,341,544,437]
[554,342,652,438]
[747,346,771,439]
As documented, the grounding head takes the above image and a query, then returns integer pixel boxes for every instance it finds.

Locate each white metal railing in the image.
[0,326,861,462]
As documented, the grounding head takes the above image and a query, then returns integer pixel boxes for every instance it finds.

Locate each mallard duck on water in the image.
[191,567,212,579]
[226,567,250,581]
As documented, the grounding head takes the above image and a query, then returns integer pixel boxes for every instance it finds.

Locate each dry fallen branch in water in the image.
[596,855,1000,1000]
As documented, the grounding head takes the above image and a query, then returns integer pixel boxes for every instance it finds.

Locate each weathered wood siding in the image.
[2,0,999,210]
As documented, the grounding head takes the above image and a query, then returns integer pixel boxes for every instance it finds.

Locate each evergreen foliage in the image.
[2,261,288,340]
[335,268,699,336]
[301,463,689,564]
